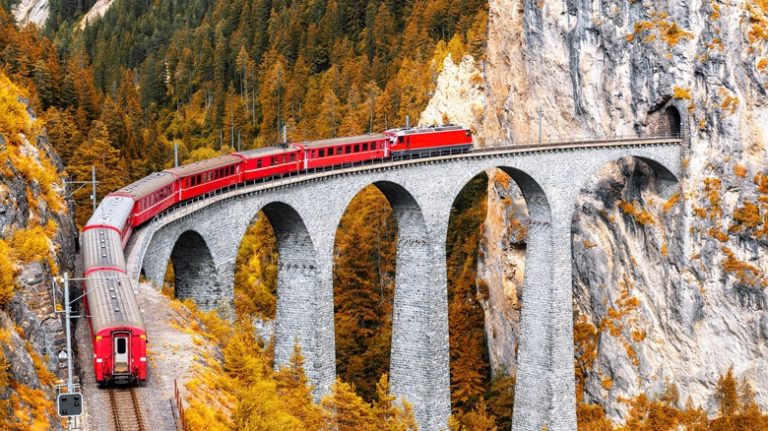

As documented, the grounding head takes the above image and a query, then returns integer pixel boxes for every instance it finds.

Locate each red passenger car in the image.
[235,146,302,181]
[86,269,148,385]
[387,125,473,157]
[299,134,390,170]
[165,155,243,201]
[110,172,178,228]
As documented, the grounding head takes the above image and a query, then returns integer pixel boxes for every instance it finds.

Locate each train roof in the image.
[235,145,300,158]
[86,269,145,334]
[385,125,467,136]
[164,154,243,177]
[85,196,134,230]
[111,172,176,201]
[300,133,389,149]
[81,227,126,271]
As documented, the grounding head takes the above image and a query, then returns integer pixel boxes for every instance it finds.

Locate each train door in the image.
[113,333,130,374]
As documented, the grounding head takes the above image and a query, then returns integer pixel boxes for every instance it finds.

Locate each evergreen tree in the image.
[68,121,128,226]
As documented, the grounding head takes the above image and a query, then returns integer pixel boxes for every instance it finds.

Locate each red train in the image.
[81,125,472,385]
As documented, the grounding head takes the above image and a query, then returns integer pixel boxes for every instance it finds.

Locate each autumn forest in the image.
[2,0,768,429]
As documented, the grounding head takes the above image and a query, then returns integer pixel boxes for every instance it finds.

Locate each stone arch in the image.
[170,230,220,310]
[332,180,439,425]
[446,166,554,430]
[253,202,321,370]
[570,155,683,420]
[578,155,681,203]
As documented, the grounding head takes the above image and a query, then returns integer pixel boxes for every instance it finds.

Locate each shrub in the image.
[673,86,692,100]
[10,225,51,264]
[0,240,16,306]
[733,164,748,178]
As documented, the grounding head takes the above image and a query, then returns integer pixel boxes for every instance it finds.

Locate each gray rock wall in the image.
[0,101,77,430]
[473,0,768,422]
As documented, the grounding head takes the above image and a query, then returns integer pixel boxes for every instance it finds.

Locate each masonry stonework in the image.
[132,142,682,431]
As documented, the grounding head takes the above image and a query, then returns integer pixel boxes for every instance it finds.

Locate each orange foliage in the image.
[733,164,749,178]
[672,86,692,100]
[334,185,396,402]
[0,240,16,306]
[721,247,766,288]
[618,201,656,226]
[10,225,51,264]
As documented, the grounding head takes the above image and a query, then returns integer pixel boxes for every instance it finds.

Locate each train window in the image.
[290,153,295,162]
[362,143,368,151]
[257,160,262,168]
[116,338,127,354]
[319,149,325,157]
[354,144,359,152]
[327,148,334,156]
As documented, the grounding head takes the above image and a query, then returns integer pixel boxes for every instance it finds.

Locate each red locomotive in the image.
[81,125,472,385]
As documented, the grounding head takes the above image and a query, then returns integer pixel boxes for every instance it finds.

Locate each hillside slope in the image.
[0,72,78,431]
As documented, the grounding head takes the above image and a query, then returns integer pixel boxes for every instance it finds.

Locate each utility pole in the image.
[369,90,374,133]
[406,115,410,129]
[174,142,179,168]
[65,171,98,218]
[91,167,97,213]
[283,125,287,144]
[64,273,73,394]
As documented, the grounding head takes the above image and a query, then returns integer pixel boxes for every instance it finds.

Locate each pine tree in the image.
[68,121,128,226]
[716,367,739,417]
[322,380,375,431]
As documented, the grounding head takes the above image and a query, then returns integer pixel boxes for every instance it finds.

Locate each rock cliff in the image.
[11,0,48,27]
[0,80,78,429]
[425,0,768,422]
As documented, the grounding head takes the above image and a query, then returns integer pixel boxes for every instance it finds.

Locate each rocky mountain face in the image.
[11,0,113,28]
[0,93,78,428]
[11,0,48,27]
[423,0,768,422]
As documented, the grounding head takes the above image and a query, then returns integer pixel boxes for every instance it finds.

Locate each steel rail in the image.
[107,388,147,431]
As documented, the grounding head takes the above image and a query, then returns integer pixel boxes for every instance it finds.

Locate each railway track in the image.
[108,387,146,431]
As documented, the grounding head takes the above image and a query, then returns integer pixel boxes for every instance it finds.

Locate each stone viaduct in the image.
[128,137,682,431]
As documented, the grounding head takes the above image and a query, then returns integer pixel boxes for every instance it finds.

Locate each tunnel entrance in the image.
[648,104,683,137]
[665,106,682,137]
